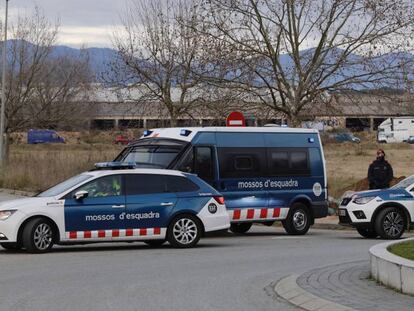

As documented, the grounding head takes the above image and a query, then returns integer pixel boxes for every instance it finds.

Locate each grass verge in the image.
[388,241,414,261]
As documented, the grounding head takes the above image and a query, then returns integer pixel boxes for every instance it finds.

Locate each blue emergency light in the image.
[308,138,315,143]
[143,130,153,137]
[180,129,192,136]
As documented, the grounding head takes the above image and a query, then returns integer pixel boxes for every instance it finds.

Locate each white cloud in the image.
[58,26,116,48]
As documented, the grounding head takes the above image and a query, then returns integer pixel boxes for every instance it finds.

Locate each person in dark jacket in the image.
[368,149,393,189]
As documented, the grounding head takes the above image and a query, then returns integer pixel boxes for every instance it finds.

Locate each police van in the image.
[115,127,328,235]
[0,164,230,253]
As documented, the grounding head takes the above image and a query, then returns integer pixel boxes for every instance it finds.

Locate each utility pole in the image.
[0,0,9,169]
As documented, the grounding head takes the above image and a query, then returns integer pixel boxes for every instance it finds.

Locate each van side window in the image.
[291,151,307,170]
[234,156,253,170]
[268,148,310,176]
[194,147,214,182]
[218,148,265,178]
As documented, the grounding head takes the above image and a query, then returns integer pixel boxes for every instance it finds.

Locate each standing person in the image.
[368,149,393,189]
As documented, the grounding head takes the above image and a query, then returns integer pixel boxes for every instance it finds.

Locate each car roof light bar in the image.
[93,162,137,170]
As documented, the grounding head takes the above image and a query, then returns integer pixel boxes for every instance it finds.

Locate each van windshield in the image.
[114,138,188,168]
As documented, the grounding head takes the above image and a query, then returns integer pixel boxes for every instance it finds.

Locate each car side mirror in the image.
[74,190,88,201]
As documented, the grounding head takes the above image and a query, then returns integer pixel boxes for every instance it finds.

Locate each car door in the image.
[124,174,178,232]
[63,174,125,239]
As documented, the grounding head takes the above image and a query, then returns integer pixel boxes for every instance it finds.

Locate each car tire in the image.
[167,214,202,248]
[22,218,55,253]
[356,227,378,238]
[230,223,252,234]
[282,203,311,235]
[144,240,166,247]
[375,207,406,240]
[0,242,22,251]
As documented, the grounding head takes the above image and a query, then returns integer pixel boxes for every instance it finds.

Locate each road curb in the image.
[0,188,35,197]
[274,274,357,311]
[370,238,414,295]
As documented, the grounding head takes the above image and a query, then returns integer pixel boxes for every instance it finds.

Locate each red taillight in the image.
[213,196,225,205]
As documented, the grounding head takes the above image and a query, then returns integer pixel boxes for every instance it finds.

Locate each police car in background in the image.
[0,163,230,253]
[339,175,414,239]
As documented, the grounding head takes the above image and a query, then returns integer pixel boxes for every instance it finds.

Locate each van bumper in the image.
[312,201,328,219]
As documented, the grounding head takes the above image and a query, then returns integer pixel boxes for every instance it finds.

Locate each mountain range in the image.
[4,40,414,89]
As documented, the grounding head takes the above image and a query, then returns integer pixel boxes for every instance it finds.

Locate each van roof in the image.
[141,127,319,142]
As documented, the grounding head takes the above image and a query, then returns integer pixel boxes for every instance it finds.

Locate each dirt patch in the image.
[339,176,406,193]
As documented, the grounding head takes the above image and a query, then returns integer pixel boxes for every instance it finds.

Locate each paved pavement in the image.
[0,193,413,311]
[297,261,414,311]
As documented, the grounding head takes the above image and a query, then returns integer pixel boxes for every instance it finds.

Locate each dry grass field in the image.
[1,133,413,198]
[0,144,122,192]
[325,141,414,198]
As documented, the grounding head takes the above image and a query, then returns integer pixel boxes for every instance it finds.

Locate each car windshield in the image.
[391,176,414,190]
[115,139,187,168]
[37,174,93,197]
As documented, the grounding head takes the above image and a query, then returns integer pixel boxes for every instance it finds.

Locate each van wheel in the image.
[230,223,252,234]
[356,227,378,238]
[144,240,166,247]
[282,203,311,235]
[22,218,55,253]
[0,242,22,251]
[375,207,405,239]
[167,214,202,248]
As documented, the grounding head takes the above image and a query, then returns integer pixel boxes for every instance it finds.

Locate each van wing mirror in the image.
[74,190,88,201]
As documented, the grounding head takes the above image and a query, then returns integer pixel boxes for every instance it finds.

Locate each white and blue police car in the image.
[339,175,414,239]
[0,163,230,253]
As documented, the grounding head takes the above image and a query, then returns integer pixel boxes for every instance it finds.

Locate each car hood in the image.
[353,189,411,200]
[0,197,56,211]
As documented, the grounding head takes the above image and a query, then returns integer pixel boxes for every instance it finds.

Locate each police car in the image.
[339,175,414,239]
[0,163,230,253]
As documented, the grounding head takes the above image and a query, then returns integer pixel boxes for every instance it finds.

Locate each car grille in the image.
[339,209,352,224]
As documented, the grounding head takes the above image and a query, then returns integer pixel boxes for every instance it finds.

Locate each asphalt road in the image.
[1,194,412,311]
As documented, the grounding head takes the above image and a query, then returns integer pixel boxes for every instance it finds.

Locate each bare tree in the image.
[112,0,215,127]
[198,0,414,125]
[0,8,92,143]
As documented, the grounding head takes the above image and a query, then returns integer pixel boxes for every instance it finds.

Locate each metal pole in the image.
[0,0,8,169]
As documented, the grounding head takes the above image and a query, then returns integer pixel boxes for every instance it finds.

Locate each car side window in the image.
[125,174,166,195]
[68,175,122,198]
[166,176,199,192]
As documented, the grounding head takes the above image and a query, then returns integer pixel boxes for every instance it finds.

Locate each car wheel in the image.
[167,214,202,248]
[356,227,378,238]
[229,223,252,234]
[22,218,55,253]
[144,240,166,247]
[375,207,406,239]
[0,242,22,251]
[282,203,311,235]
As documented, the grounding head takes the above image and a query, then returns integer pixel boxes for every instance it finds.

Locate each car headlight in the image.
[353,196,376,205]
[0,210,16,220]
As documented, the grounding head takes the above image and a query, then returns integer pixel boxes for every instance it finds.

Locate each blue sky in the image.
[3,0,126,47]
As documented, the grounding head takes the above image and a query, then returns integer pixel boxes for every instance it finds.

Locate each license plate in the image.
[339,210,346,216]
